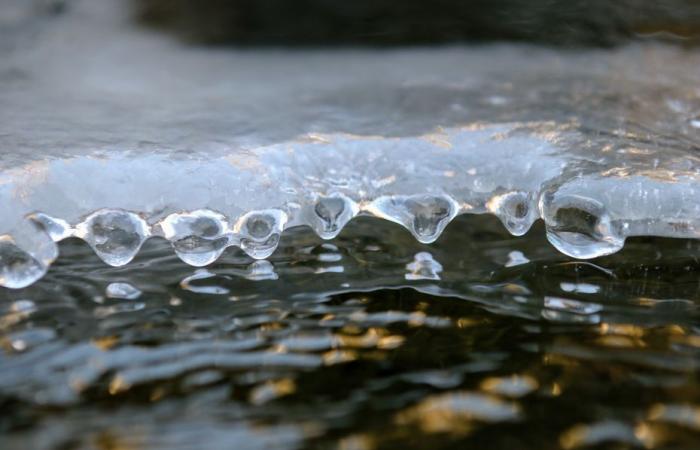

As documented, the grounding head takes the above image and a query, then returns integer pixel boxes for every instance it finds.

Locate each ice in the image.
[0,0,699,288]
[159,210,231,266]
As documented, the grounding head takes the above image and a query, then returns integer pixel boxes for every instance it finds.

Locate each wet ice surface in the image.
[1,0,700,288]
[1,216,699,449]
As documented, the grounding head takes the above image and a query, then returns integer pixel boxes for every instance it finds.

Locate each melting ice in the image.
[0,0,699,288]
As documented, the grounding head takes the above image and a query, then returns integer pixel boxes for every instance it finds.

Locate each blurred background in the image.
[133,0,700,46]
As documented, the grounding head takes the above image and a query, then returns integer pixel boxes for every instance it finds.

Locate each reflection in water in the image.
[0,216,699,449]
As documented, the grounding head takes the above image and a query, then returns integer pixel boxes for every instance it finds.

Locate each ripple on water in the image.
[0,216,699,449]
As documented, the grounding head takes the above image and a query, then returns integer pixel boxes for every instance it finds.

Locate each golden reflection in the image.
[597,323,646,338]
[149,386,167,402]
[93,335,120,350]
[560,423,592,449]
[94,430,143,450]
[407,311,427,327]
[322,349,358,365]
[671,334,700,348]
[108,375,131,395]
[596,335,646,348]
[249,378,296,405]
[337,433,376,450]
[376,335,405,350]
[543,353,579,367]
[659,325,687,336]
[456,317,479,328]
[336,328,382,348]
[394,391,520,435]
[595,323,648,348]
[551,383,562,397]
[634,422,667,449]
[479,375,538,398]
[0,304,35,330]
[648,404,700,431]
[503,283,530,295]
[415,301,430,312]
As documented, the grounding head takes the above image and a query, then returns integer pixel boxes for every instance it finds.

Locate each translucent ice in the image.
[0,0,699,288]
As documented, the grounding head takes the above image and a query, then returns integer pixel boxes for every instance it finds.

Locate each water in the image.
[1,216,699,449]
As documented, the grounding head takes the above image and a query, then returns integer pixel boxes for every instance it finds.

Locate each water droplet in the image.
[180,269,230,295]
[27,213,73,241]
[405,252,443,280]
[159,210,230,266]
[310,193,358,239]
[0,238,48,289]
[367,194,457,243]
[244,260,278,281]
[505,250,530,267]
[487,191,537,236]
[235,210,287,259]
[544,296,603,315]
[560,282,600,294]
[75,209,150,266]
[542,195,624,258]
[106,282,142,300]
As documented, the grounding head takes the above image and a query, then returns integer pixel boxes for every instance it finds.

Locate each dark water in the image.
[1,215,699,449]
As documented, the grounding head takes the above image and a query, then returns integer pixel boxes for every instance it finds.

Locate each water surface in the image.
[2,216,698,449]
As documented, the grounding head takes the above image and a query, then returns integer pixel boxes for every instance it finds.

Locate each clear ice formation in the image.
[1,0,699,288]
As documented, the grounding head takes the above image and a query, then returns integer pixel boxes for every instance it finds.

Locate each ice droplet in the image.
[0,223,57,289]
[487,191,537,236]
[0,238,48,289]
[309,193,358,239]
[27,213,73,242]
[542,195,624,259]
[236,210,287,259]
[75,209,150,266]
[368,194,457,243]
[159,210,230,266]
